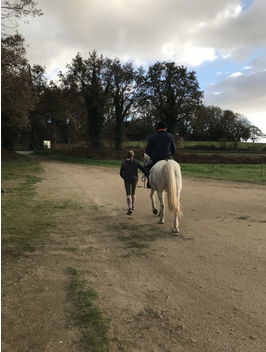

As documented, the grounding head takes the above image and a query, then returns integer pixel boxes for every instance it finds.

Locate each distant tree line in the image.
[2,1,265,150]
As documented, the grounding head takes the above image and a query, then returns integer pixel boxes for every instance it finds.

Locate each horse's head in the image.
[143,153,151,165]
[144,153,152,167]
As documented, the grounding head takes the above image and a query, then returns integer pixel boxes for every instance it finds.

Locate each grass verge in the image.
[1,156,42,183]
[1,157,82,260]
[2,156,112,351]
[1,158,48,260]
[67,267,110,352]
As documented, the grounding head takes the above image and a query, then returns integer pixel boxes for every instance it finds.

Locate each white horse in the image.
[144,153,183,233]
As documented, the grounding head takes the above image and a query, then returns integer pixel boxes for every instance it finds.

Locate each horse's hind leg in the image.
[150,189,158,215]
[157,191,165,224]
[173,213,179,233]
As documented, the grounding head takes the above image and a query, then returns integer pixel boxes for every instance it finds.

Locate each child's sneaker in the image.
[127,208,133,215]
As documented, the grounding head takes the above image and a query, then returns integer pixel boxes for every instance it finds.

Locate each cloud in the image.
[204,70,266,115]
[17,0,266,66]
[193,0,266,60]
[229,72,243,77]
[15,0,266,134]
[161,42,217,66]
[19,0,245,70]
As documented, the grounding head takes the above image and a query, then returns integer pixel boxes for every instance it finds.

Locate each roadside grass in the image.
[67,267,110,352]
[1,158,48,259]
[1,157,112,352]
[1,157,43,183]
[1,159,82,260]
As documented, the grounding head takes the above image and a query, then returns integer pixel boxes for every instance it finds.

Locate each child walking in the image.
[120,150,146,215]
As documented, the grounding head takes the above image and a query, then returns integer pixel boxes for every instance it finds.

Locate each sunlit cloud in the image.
[233,5,242,17]
[223,54,231,59]
[229,72,243,77]
[161,41,217,66]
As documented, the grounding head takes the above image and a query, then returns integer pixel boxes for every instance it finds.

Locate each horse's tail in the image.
[164,161,182,216]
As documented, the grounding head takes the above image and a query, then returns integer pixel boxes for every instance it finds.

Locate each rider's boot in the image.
[144,165,151,189]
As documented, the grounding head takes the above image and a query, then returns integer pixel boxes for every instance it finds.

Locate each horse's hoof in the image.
[153,209,158,215]
[173,228,179,233]
[158,220,164,224]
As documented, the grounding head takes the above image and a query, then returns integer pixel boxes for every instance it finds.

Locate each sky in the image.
[16,0,266,141]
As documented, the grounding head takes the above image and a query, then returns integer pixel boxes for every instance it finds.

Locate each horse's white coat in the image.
[144,154,182,233]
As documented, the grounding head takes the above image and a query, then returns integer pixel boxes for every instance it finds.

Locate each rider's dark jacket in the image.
[120,159,145,184]
[146,130,176,163]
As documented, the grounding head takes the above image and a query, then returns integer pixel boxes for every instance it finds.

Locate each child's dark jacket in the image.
[120,159,145,183]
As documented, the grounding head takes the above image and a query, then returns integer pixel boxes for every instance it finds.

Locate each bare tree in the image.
[1,0,42,34]
[249,125,266,142]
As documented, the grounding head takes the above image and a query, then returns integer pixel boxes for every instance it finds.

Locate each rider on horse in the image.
[145,121,176,188]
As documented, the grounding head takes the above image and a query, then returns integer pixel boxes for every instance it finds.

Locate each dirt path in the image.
[2,160,266,352]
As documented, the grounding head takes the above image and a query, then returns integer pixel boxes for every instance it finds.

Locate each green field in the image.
[43,140,266,163]
[123,140,266,152]
[41,154,266,185]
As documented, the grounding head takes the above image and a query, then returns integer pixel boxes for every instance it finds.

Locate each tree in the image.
[184,105,252,142]
[1,0,42,34]
[184,104,210,140]
[60,51,111,148]
[233,114,251,142]
[28,64,47,148]
[249,125,266,142]
[28,72,88,149]
[124,116,155,141]
[1,0,43,149]
[108,58,145,149]
[1,34,36,148]
[145,61,203,135]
